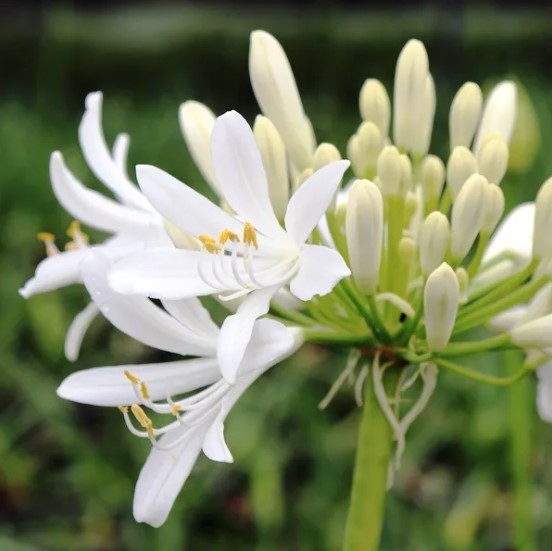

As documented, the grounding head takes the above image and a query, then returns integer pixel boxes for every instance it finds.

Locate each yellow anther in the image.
[243,222,259,249]
[171,404,181,416]
[219,229,240,245]
[37,232,55,242]
[130,404,152,429]
[117,406,129,414]
[198,234,222,253]
[64,241,79,251]
[124,369,141,385]
[140,381,150,400]
[66,220,81,238]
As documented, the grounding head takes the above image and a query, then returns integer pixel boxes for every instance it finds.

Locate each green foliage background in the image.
[1,5,552,550]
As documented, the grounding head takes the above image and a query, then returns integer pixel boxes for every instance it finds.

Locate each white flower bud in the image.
[419,212,450,276]
[481,183,505,234]
[359,78,391,137]
[404,190,420,228]
[179,101,217,191]
[455,267,469,302]
[377,145,402,196]
[393,39,430,152]
[253,115,289,220]
[345,179,384,294]
[533,178,552,259]
[511,313,552,348]
[347,123,384,178]
[450,174,488,261]
[421,155,445,203]
[399,154,413,194]
[473,80,517,156]
[446,146,478,200]
[249,30,315,171]
[294,167,313,189]
[424,263,460,351]
[477,135,509,185]
[413,73,436,156]
[313,142,341,171]
[449,82,483,149]
[399,236,416,264]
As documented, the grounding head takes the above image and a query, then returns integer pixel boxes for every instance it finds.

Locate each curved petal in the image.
[136,164,241,237]
[50,152,156,234]
[217,286,279,383]
[161,298,220,340]
[290,244,351,301]
[211,111,285,239]
[57,358,220,406]
[284,160,350,245]
[64,302,100,362]
[537,362,552,423]
[83,253,216,356]
[202,409,233,463]
[108,249,217,299]
[112,133,130,178]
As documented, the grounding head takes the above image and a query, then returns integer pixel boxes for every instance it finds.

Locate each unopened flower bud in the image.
[450,174,488,261]
[413,73,436,156]
[345,179,384,294]
[249,30,315,171]
[179,101,217,190]
[399,154,413,194]
[533,177,552,259]
[419,212,450,276]
[254,115,289,220]
[481,183,505,234]
[511,313,552,348]
[446,146,478,200]
[449,82,483,149]
[477,136,509,185]
[347,123,384,178]
[404,190,420,228]
[393,39,430,152]
[424,263,460,351]
[294,168,313,189]
[377,145,402,196]
[313,142,341,171]
[455,267,469,301]
[473,80,517,155]
[421,155,445,203]
[399,236,416,264]
[359,78,391,137]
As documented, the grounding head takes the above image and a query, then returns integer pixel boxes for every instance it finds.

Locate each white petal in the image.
[108,249,217,299]
[211,111,285,239]
[50,152,156,234]
[217,286,279,383]
[79,92,152,211]
[290,244,351,301]
[537,363,552,423]
[133,418,214,527]
[57,358,220,406]
[284,160,350,245]
[83,253,216,356]
[136,164,241,237]
[112,133,130,178]
[161,298,220,341]
[487,305,526,332]
[202,409,233,463]
[64,302,100,362]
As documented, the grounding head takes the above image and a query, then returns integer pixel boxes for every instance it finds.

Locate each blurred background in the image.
[1,1,552,549]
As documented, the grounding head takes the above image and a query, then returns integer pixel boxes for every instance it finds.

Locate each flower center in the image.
[37,220,90,257]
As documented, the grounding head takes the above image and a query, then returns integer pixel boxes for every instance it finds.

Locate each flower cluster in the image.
[21,30,552,528]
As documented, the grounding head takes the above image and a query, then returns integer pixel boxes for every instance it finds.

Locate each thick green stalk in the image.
[343,363,396,551]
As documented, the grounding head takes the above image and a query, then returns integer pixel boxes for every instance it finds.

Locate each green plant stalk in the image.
[507,350,536,551]
[343,364,397,551]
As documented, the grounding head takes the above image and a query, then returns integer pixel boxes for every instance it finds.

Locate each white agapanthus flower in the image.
[57,253,302,527]
[109,110,351,382]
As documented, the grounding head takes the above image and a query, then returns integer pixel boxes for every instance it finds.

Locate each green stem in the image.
[434,357,527,386]
[343,363,397,551]
[506,350,536,551]
[302,328,371,347]
[439,334,513,357]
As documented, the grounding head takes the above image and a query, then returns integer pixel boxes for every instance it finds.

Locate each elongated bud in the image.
[533,178,552,259]
[449,82,483,149]
[477,136,509,185]
[511,313,552,348]
[313,142,341,171]
[413,73,436,156]
[359,78,391,136]
[481,184,505,234]
[455,267,469,300]
[450,174,488,261]
[421,155,445,203]
[393,39,430,152]
[419,212,450,276]
[400,154,413,194]
[249,30,315,171]
[473,80,517,155]
[399,236,416,264]
[446,146,478,200]
[377,145,402,196]
[404,190,420,227]
[253,115,289,220]
[294,167,313,189]
[424,263,460,351]
[179,101,217,190]
[345,179,384,294]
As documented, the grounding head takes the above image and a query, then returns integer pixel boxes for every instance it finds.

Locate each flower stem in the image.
[343,363,397,551]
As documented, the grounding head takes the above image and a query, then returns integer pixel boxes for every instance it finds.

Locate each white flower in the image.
[57,253,301,527]
[109,110,351,382]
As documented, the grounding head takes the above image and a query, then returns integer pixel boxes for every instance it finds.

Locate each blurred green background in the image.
[2,2,552,550]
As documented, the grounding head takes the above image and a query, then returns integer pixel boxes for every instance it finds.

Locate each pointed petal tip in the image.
[84,91,102,109]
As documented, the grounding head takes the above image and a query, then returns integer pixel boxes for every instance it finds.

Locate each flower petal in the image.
[50,152,156,234]
[284,160,350,245]
[112,133,130,178]
[64,302,100,362]
[202,408,233,463]
[83,253,216,356]
[57,358,220,406]
[537,362,552,423]
[211,111,285,239]
[161,298,220,341]
[290,244,351,301]
[79,92,152,211]
[136,164,241,237]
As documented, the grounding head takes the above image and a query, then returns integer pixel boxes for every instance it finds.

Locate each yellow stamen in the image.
[37,232,55,242]
[124,369,141,385]
[171,404,181,416]
[243,222,258,249]
[64,242,79,251]
[219,229,239,245]
[117,406,129,413]
[66,220,81,238]
[198,234,222,253]
[131,404,152,429]
[140,381,150,400]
